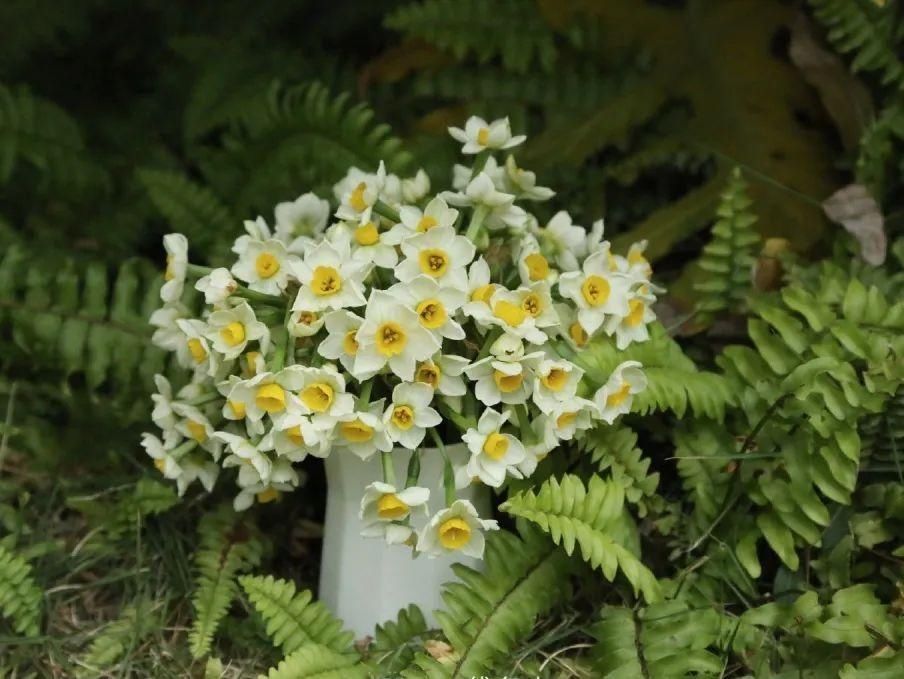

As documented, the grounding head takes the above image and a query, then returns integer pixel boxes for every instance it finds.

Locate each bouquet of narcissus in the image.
[143,116,658,559]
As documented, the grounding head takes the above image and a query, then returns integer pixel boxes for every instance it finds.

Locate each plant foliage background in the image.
[1,0,903,676]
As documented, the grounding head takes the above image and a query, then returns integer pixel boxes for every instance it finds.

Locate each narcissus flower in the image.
[593,360,647,424]
[334,401,393,460]
[360,481,430,544]
[557,248,631,335]
[195,268,238,305]
[292,240,369,312]
[383,382,441,449]
[161,233,188,303]
[387,276,466,341]
[335,163,387,225]
[448,116,525,154]
[204,301,270,360]
[532,359,584,414]
[274,192,330,242]
[413,353,470,397]
[385,196,459,245]
[318,310,368,376]
[396,225,475,290]
[460,408,526,487]
[416,500,498,558]
[353,291,440,381]
[231,221,300,295]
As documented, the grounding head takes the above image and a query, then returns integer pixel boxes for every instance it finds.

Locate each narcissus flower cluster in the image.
[143,116,657,559]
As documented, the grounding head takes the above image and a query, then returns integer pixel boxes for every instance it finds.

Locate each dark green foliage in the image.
[0,544,42,637]
[694,168,761,321]
[189,507,265,658]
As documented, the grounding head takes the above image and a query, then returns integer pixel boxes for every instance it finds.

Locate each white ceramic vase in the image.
[319,443,488,638]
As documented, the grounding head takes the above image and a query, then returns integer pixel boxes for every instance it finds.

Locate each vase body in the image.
[319,443,487,638]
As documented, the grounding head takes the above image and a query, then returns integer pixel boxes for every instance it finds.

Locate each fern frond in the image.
[373,604,429,675]
[137,169,236,262]
[501,475,661,602]
[66,477,179,538]
[0,246,170,411]
[0,82,108,193]
[809,0,904,89]
[77,598,157,677]
[189,506,264,658]
[0,543,41,637]
[591,601,724,678]
[221,81,413,214]
[385,0,557,74]
[238,574,354,655]
[694,167,761,320]
[582,425,659,516]
[856,97,904,198]
[573,324,734,421]
[263,644,367,679]
[406,527,570,678]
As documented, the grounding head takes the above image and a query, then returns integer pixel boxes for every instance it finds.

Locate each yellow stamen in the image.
[187,338,207,363]
[349,182,368,212]
[297,310,318,326]
[286,425,305,447]
[245,351,261,375]
[439,517,472,549]
[377,493,409,519]
[569,322,588,347]
[416,299,446,329]
[228,400,246,419]
[375,322,407,357]
[255,252,280,279]
[581,275,610,307]
[476,128,490,145]
[483,432,510,460]
[417,215,438,232]
[354,222,379,246]
[256,487,280,504]
[493,300,527,327]
[418,248,449,277]
[391,405,414,430]
[154,458,166,473]
[220,321,245,347]
[164,255,176,281]
[301,383,334,413]
[471,284,496,303]
[186,420,207,443]
[343,330,359,355]
[416,362,441,388]
[521,292,543,318]
[341,418,373,443]
[311,266,341,296]
[541,368,569,392]
[493,370,524,393]
[626,299,645,327]
[524,253,549,281]
[256,383,286,413]
[557,412,577,428]
[606,383,632,408]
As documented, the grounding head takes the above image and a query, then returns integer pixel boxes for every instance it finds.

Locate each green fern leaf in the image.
[77,598,157,677]
[591,601,724,678]
[0,543,42,637]
[809,0,904,89]
[583,425,659,516]
[239,574,354,655]
[373,604,429,675]
[189,507,264,658]
[263,644,367,679]
[137,169,236,262]
[386,0,557,74]
[694,167,761,320]
[0,82,108,193]
[0,246,171,411]
[406,527,570,678]
[501,475,661,602]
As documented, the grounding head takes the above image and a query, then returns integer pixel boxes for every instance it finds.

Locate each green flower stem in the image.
[477,327,503,360]
[270,326,287,372]
[186,264,213,277]
[470,149,492,177]
[515,404,537,444]
[356,380,373,409]
[283,308,295,366]
[170,439,198,461]
[235,286,286,306]
[381,451,396,486]
[438,401,475,432]
[185,392,221,407]
[404,449,421,487]
[429,428,457,507]
[465,205,488,242]
[374,200,401,223]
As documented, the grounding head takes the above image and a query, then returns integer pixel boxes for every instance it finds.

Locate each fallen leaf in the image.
[822,184,887,265]
[424,639,455,663]
[789,14,874,152]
